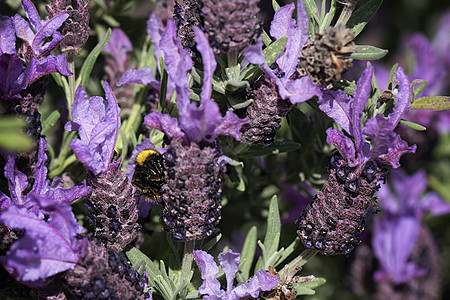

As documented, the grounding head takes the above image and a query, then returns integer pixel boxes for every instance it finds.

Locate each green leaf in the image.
[272,0,280,12]
[410,96,450,111]
[293,277,326,295]
[400,119,426,131]
[412,80,428,98]
[239,226,257,279]
[241,36,288,82]
[77,28,111,88]
[347,0,383,36]
[319,0,336,33]
[263,196,281,263]
[303,0,320,35]
[274,237,300,268]
[351,45,388,60]
[0,117,33,152]
[262,30,272,46]
[41,109,61,136]
[238,141,301,157]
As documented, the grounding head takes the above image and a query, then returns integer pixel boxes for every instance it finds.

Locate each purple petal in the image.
[244,38,278,82]
[351,65,373,154]
[144,111,184,140]
[12,55,71,93]
[193,250,224,298]
[280,76,322,104]
[30,138,49,195]
[372,217,422,283]
[407,34,446,96]
[65,83,120,175]
[147,14,165,67]
[0,54,25,97]
[4,155,28,206]
[0,15,16,55]
[21,0,41,32]
[103,28,133,70]
[269,3,296,41]
[126,139,157,183]
[160,20,192,107]
[421,192,450,216]
[387,66,411,127]
[0,193,11,210]
[218,250,240,294]
[433,10,450,68]
[215,111,249,142]
[326,128,358,166]
[12,14,35,47]
[33,13,68,57]
[45,179,92,205]
[231,269,280,299]
[318,90,351,133]
[117,68,160,91]
[0,194,82,285]
[194,26,216,101]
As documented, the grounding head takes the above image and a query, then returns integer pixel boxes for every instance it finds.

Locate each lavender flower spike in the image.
[194,249,279,299]
[297,65,416,256]
[144,27,247,240]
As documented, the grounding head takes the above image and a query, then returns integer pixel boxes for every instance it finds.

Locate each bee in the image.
[132,148,165,200]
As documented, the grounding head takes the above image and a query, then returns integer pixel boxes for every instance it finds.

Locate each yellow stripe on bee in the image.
[136,148,158,165]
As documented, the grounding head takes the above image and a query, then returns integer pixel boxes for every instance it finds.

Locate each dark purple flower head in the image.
[323,65,416,169]
[372,170,450,284]
[12,0,68,59]
[194,249,279,299]
[65,82,120,175]
[0,137,91,213]
[244,1,322,104]
[0,193,84,287]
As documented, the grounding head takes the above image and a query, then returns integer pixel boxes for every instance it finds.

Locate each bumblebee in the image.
[132,148,165,200]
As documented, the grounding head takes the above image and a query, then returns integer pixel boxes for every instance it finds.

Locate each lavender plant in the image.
[1,0,449,299]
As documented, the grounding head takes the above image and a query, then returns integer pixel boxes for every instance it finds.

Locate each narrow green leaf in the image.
[347,0,383,36]
[77,28,111,88]
[262,30,272,46]
[274,237,300,268]
[351,45,388,60]
[241,36,288,81]
[303,0,320,31]
[272,0,280,12]
[299,277,327,289]
[263,196,281,260]
[319,0,336,33]
[201,234,222,252]
[238,141,301,157]
[400,119,426,131]
[410,96,450,111]
[41,110,61,136]
[294,286,316,295]
[412,80,428,98]
[239,226,257,279]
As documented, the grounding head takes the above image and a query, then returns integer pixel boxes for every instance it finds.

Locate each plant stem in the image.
[178,240,195,289]
[226,50,239,80]
[279,249,317,278]
[67,53,76,118]
[336,1,357,25]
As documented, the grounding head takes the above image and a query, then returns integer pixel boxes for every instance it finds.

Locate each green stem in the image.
[178,240,195,289]
[226,50,239,80]
[67,53,76,119]
[279,249,317,278]
[336,1,357,25]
